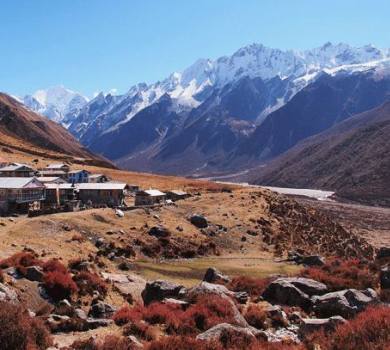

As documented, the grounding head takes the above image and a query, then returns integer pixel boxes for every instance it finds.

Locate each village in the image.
[0,161,189,216]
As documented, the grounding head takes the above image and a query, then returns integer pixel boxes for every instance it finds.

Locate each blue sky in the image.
[1,0,389,97]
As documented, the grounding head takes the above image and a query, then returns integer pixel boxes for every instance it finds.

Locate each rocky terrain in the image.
[0,163,388,349]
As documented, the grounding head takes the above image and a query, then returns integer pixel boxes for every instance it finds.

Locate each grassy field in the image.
[134,256,301,287]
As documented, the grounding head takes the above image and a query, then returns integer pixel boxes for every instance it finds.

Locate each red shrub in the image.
[244,304,268,329]
[42,259,68,274]
[73,271,108,296]
[147,336,220,350]
[114,295,237,335]
[177,295,237,334]
[300,258,377,291]
[123,320,159,341]
[306,306,390,350]
[113,304,145,326]
[0,301,52,350]
[0,251,42,276]
[72,335,139,350]
[228,276,273,297]
[43,270,78,301]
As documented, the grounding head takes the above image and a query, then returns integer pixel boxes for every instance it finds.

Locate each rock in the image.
[89,302,116,318]
[275,277,328,296]
[163,298,189,307]
[312,288,379,318]
[299,316,347,336]
[190,214,208,228]
[380,267,390,289]
[263,328,300,343]
[115,209,125,217]
[25,266,44,282]
[95,238,105,248]
[118,261,135,271]
[203,267,231,284]
[55,299,74,316]
[377,247,390,259]
[186,281,248,305]
[0,283,18,303]
[262,279,313,310]
[196,323,265,342]
[301,255,326,266]
[101,272,129,284]
[264,305,289,327]
[127,335,144,349]
[74,308,88,320]
[142,280,185,306]
[85,318,113,329]
[148,226,171,238]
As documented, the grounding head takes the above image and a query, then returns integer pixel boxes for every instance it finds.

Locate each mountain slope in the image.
[237,70,390,161]
[0,93,113,167]
[250,101,390,206]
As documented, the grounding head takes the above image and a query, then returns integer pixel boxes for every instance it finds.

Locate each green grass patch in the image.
[134,257,301,287]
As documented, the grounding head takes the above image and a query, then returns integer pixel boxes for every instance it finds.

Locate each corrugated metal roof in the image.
[76,183,127,190]
[37,177,66,183]
[68,170,90,174]
[45,183,75,189]
[168,190,188,196]
[39,170,66,175]
[0,177,44,189]
[0,163,34,172]
[47,163,68,169]
[142,189,166,196]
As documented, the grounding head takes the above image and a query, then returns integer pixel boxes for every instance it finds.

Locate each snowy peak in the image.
[23,85,89,123]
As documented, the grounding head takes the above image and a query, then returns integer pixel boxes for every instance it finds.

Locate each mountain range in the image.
[20,42,390,203]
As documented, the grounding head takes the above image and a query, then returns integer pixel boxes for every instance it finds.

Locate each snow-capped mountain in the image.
[20,42,390,176]
[64,43,390,142]
[23,86,89,124]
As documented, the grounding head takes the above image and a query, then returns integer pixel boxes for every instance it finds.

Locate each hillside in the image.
[0,93,114,168]
[250,101,390,206]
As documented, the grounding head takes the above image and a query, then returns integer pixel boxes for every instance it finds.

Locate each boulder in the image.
[142,280,185,306]
[203,267,231,284]
[127,335,144,349]
[148,226,171,238]
[85,318,113,329]
[262,279,312,310]
[312,288,379,318]
[376,247,390,260]
[190,214,208,228]
[115,209,124,218]
[276,277,328,296]
[185,281,247,304]
[25,266,44,282]
[301,255,326,267]
[299,316,347,336]
[196,323,265,342]
[89,301,116,318]
[380,267,390,289]
[74,308,88,320]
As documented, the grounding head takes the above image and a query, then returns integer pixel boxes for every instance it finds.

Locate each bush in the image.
[42,259,68,274]
[123,320,159,341]
[0,301,52,350]
[43,270,78,301]
[306,306,390,350]
[73,271,108,296]
[300,258,378,291]
[227,276,273,297]
[147,336,219,350]
[244,304,268,329]
[0,251,42,276]
[72,335,139,350]
[114,295,238,335]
